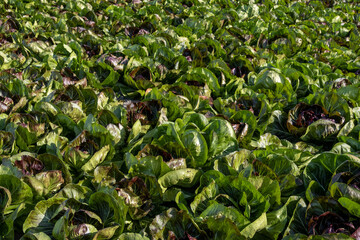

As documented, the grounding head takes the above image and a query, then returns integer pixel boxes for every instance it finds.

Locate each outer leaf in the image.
[181,129,208,168]
[158,168,201,191]
[117,233,150,240]
[338,197,360,218]
[23,198,66,234]
[55,183,91,202]
[200,202,250,230]
[240,212,267,238]
[0,174,33,213]
[93,225,119,239]
[205,217,246,240]
[88,192,127,232]
[81,145,110,172]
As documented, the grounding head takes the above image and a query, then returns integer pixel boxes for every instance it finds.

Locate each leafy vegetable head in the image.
[14,155,44,176]
[287,103,345,142]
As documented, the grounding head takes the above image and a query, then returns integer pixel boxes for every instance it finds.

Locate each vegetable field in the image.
[1,0,360,239]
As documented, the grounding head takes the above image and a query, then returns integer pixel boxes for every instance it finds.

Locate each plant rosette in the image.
[287,103,345,142]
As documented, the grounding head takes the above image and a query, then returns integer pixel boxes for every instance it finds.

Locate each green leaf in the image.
[0,187,11,213]
[248,176,281,208]
[127,120,142,145]
[52,216,68,240]
[252,68,293,98]
[150,208,206,239]
[330,182,360,203]
[0,131,15,155]
[23,198,66,234]
[88,192,127,231]
[15,126,38,151]
[240,212,267,238]
[181,129,208,168]
[57,101,86,122]
[191,180,219,215]
[251,133,282,149]
[205,217,246,240]
[0,203,25,238]
[283,197,308,236]
[20,232,52,240]
[203,118,238,157]
[338,197,360,218]
[129,156,171,178]
[93,225,119,239]
[182,112,209,130]
[0,174,33,214]
[303,153,353,190]
[178,68,221,96]
[55,183,91,201]
[81,145,111,172]
[200,202,250,230]
[117,233,150,240]
[158,168,202,191]
[229,176,270,220]
[255,205,288,240]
